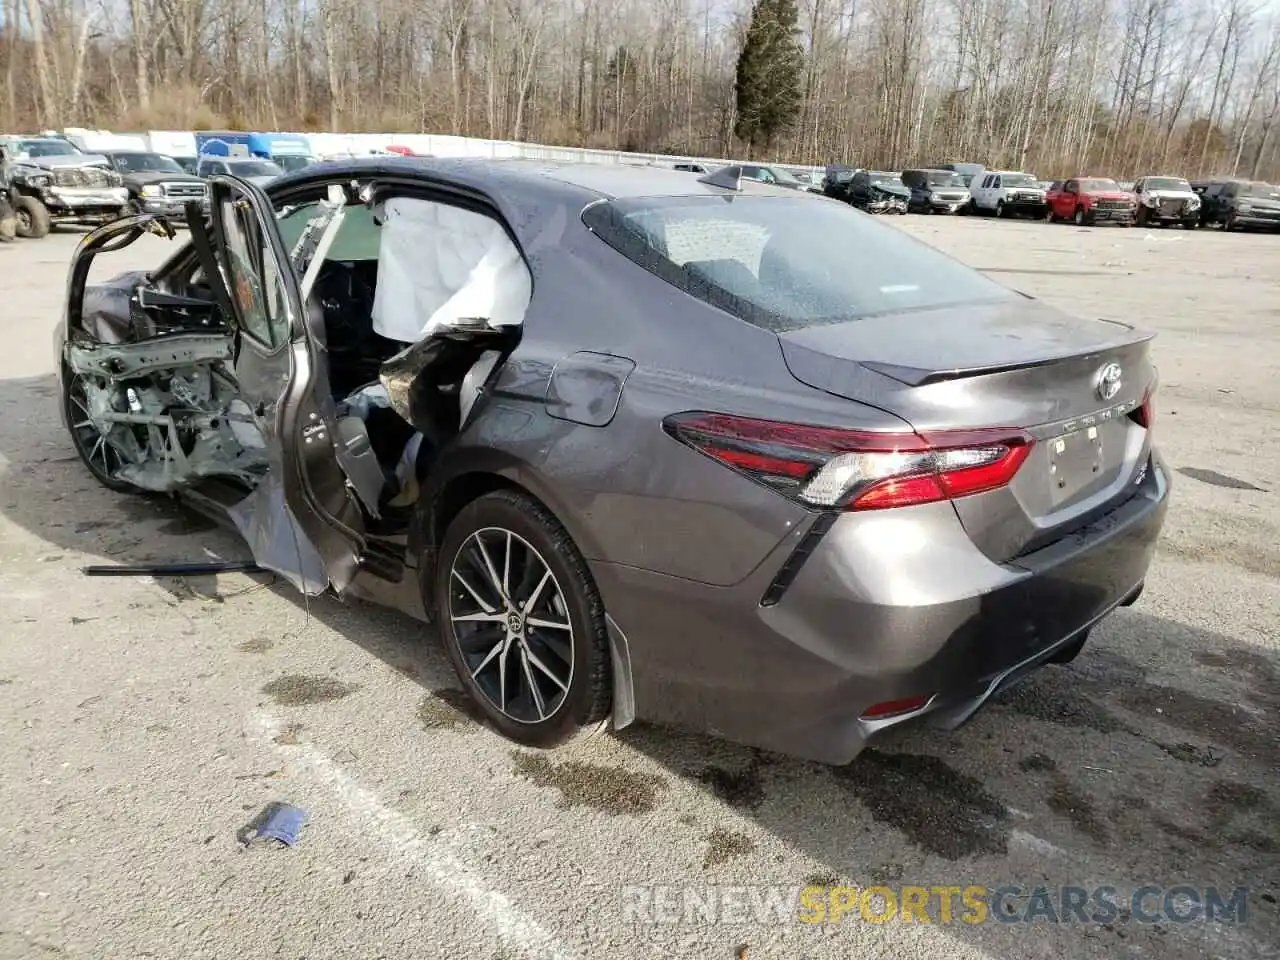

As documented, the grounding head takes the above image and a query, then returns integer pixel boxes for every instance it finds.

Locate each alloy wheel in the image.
[67,373,136,482]
[447,526,575,724]
[15,207,31,234]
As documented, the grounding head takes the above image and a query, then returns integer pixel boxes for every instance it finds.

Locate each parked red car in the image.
[1045,178,1137,226]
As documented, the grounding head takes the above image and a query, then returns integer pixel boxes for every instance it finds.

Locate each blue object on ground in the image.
[241,802,308,846]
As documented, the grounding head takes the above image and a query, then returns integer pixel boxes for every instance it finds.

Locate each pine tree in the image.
[733,0,804,153]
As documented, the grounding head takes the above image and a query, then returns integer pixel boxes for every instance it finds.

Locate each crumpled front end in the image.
[64,332,270,491]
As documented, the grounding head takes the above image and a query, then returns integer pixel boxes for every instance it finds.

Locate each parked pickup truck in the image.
[0,135,128,238]
[969,170,1047,218]
[1045,177,1137,226]
[97,150,208,221]
[1132,176,1200,228]
[1198,179,1280,231]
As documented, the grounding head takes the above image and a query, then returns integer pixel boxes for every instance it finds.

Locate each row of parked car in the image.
[0,133,293,239]
[812,162,1280,232]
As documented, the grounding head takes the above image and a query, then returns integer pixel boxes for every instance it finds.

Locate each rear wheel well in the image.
[419,472,538,618]
[430,472,525,547]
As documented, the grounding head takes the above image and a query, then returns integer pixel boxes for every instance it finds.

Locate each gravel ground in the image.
[0,215,1277,960]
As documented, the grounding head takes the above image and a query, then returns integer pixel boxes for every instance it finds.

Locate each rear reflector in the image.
[663,412,1034,511]
[860,695,932,720]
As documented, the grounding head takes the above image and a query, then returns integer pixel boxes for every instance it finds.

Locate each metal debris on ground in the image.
[237,802,308,848]
[82,560,263,577]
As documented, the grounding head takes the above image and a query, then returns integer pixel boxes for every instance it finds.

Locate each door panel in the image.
[204,175,368,592]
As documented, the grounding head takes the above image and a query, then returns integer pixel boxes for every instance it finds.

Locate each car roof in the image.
[269,156,805,201]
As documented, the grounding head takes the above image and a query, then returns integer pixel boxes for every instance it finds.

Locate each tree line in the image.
[2,0,1278,180]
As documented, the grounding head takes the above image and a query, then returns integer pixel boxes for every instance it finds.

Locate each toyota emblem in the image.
[1095,362,1123,401]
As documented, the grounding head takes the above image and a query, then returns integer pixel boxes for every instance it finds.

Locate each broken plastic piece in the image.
[82,560,263,577]
[238,802,308,847]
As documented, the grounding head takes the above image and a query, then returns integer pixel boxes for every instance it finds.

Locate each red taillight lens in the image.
[663,412,1034,511]
[1131,391,1155,429]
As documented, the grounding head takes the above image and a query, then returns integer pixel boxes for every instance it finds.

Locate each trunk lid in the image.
[778,298,1157,561]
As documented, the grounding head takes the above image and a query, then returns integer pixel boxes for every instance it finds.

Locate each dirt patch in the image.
[236,637,274,654]
[1207,780,1268,811]
[1158,536,1280,579]
[996,670,1128,734]
[1047,778,1108,844]
[702,827,755,868]
[511,752,667,815]
[1158,741,1223,766]
[262,675,359,706]
[834,751,1008,860]
[417,689,485,729]
[1176,466,1266,491]
[1195,648,1280,710]
[697,761,766,811]
[1116,682,1277,765]
[273,722,304,745]
[1018,753,1057,773]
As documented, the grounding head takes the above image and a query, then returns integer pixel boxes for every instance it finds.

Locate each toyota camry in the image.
[54,158,1169,764]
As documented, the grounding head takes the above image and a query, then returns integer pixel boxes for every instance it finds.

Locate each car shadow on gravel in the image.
[4,370,1278,960]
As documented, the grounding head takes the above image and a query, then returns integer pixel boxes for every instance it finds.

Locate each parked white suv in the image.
[970,170,1048,218]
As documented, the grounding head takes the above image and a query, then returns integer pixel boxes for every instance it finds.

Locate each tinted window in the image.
[926,171,966,186]
[110,152,185,174]
[583,196,1015,333]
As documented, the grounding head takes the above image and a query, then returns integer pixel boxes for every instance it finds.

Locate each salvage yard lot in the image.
[1,216,1277,960]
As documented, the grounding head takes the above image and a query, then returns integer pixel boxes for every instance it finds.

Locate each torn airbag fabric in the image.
[370,197,531,343]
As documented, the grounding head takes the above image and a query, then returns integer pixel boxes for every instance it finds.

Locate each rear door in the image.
[203,175,368,591]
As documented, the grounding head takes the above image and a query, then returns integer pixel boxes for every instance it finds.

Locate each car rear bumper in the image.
[595,450,1170,765]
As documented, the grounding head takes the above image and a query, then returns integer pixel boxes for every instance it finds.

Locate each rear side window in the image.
[583,196,1014,333]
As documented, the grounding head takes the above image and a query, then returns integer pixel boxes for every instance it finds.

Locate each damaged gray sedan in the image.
[55,158,1169,764]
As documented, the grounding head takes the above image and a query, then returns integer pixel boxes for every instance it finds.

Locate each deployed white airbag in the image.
[371,197,532,343]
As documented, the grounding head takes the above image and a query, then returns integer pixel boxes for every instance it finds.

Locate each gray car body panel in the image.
[57,157,1171,762]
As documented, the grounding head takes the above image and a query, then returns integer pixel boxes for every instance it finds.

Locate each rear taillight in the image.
[1131,390,1155,429]
[663,412,1034,511]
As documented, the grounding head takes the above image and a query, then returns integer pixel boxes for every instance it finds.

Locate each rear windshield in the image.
[583,196,1014,332]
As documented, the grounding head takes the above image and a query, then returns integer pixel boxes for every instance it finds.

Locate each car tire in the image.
[61,365,144,494]
[1073,206,1088,226]
[994,201,1005,218]
[14,196,52,239]
[433,489,611,747]
[1135,206,1148,227]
